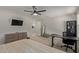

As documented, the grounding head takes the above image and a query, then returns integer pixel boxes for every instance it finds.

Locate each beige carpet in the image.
[30,35,79,53]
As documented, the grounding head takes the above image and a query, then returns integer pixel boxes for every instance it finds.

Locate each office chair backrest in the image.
[62,32,75,45]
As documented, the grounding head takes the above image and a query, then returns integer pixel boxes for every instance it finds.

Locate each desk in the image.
[51,34,79,53]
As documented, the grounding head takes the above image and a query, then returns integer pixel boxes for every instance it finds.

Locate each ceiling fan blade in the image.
[37,10,46,12]
[24,10,33,12]
[30,12,35,15]
[30,12,41,15]
[36,12,41,15]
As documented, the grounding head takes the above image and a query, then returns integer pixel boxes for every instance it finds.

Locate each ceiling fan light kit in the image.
[33,13,38,15]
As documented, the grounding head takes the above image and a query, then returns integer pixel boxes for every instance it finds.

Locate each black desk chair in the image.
[61,32,75,52]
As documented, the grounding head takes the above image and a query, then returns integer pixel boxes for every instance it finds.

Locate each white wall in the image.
[32,13,77,35]
[0,9,41,44]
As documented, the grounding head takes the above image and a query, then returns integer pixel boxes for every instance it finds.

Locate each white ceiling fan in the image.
[24,6,46,15]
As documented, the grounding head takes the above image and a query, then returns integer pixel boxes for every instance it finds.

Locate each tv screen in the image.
[11,19,23,26]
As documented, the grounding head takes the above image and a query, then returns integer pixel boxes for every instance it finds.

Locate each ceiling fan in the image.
[24,6,46,15]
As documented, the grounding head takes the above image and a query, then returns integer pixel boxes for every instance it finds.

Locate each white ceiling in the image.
[0,6,78,17]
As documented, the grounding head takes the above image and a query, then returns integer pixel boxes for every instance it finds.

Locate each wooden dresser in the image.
[5,32,27,43]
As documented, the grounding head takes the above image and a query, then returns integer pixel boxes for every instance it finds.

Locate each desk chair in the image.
[61,32,75,52]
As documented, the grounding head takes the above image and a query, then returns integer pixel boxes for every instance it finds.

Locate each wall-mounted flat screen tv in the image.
[11,19,23,26]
